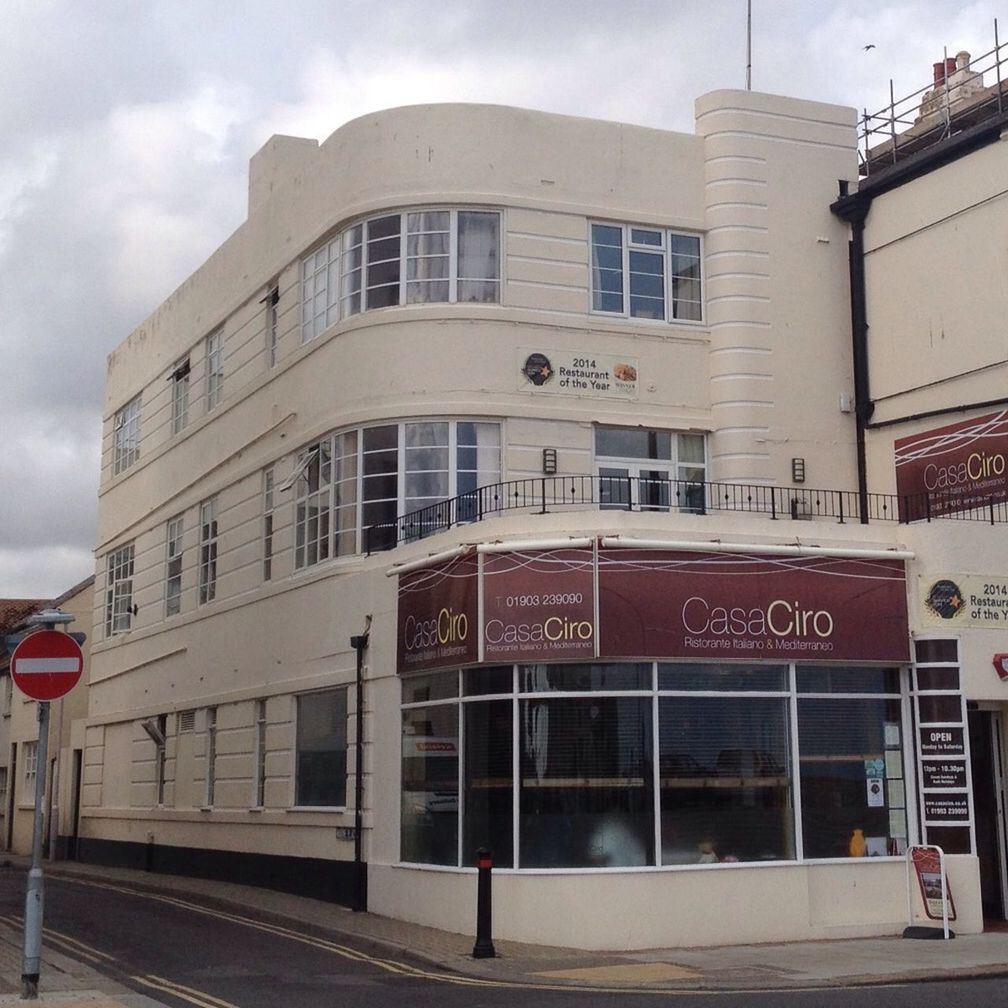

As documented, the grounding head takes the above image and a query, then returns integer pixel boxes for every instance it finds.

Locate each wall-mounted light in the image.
[542,448,557,475]
[791,457,806,484]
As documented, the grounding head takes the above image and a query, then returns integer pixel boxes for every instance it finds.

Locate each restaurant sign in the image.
[895,410,1008,520]
[397,547,910,672]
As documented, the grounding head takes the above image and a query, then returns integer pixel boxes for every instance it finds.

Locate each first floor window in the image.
[23,741,38,799]
[401,661,909,869]
[292,418,501,566]
[205,707,217,807]
[262,469,275,581]
[198,498,218,604]
[113,395,141,474]
[254,699,268,807]
[105,542,135,636]
[595,425,706,513]
[295,689,348,806]
[591,222,702,322]
[165,514,184,616]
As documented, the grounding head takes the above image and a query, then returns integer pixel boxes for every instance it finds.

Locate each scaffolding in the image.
[860,19,1007,176]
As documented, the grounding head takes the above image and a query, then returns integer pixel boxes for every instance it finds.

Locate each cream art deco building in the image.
[81,65,1008,948]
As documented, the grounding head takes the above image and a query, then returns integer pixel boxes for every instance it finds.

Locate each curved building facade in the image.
[83,91,1007,948]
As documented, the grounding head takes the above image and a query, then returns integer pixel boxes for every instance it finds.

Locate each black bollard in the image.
[472,848,496,959]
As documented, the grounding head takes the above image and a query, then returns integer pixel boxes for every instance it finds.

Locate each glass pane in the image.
[598,467,630,509]
[401,705,459,865]
[464,700,513,867]
[595,427,672,460]
[917,695,962,723]
[915,639,958,663]
[295,690,347,806]
[677,433,706,465]
[630,228,662,246]
[519,697,654,867]
[797,666,901,694]
[405,422,448,448]
[402,671,459,704]
[457,279,499,303]
[457,212,499,280]
[658,664,787,692]
[659,697,792,865]
[798,697,904,858]
[915,667,960,691]
[519,663,650,692]
[464,666,513,696]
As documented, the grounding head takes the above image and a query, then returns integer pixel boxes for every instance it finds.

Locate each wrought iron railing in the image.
[363,475,1008,554]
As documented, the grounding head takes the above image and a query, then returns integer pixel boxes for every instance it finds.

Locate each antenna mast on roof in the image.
[746,0,753,90]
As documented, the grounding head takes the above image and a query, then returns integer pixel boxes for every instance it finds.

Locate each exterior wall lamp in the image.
[791,457,806,483]
[542,448,558,475]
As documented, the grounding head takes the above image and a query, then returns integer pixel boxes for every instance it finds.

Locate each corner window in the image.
[165,514,184,616]
[105,542,135,636]
[198,497,218,604]
[300,209,501,342]
[292,419,501,566]
[295,689,348,806]
[113,396,141,475]
[205,330,223,411]
[590,222,702,322]
[595,426,706,512]
[171,358,190,434]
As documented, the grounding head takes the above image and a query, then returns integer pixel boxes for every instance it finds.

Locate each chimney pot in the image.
[945,56,957,78]
[933,61,945,85]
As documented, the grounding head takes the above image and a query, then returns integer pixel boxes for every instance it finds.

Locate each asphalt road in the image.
[0,870,1005,1008]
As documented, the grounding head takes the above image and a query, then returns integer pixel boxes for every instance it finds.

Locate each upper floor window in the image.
[595,426,706,512]
[300,209,501,343]
[205,330,224,411]
[113,396,141,475]
[262,469,275,582]
[198,497,218,604]
[171,358,190,434]
[590,223,702,323]
[165,514,184,616]
[105,542,135,636]
[292,419,501,565]
[265,287,279,368]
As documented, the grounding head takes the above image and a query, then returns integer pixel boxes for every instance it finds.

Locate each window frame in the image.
[165,514,184,616]
[265,286,280,368]
[171,357,190,435]
[292,418,502,568]
[594,425,707,513]
[399,661,911,870]
[112,395,141,475]
[198,497,218,605]
[589,221,704,324]
[293,688,349,808]
[300,207,502,343]
[105,542,135,637]
[205,329,224,411]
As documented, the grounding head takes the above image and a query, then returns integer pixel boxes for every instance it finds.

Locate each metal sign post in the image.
[22,701,50,998]
[9,609,82,1000]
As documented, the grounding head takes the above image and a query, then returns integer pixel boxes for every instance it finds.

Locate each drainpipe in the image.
[843,196,873,523]
[350,616,372,912]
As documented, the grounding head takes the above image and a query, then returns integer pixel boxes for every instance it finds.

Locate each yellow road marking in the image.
[132,973,240,1008]
[536,963,702,982]
[52,874,909,997]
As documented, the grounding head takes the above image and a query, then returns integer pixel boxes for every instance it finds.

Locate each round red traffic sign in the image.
[10,630,83,701]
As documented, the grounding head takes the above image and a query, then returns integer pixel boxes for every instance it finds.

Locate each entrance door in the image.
[967,709,1008,921]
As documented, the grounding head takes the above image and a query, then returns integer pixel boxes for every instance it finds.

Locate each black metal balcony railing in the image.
[363,475,1008,554]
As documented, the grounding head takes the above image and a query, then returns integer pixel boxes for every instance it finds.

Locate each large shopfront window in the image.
[400,661,908,869]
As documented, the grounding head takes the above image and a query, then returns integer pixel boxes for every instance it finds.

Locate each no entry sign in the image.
[10,630,83,701]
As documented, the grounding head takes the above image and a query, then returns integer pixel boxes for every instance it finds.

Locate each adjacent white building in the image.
[78,68,1008,948]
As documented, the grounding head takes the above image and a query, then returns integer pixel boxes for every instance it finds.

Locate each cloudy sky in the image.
[0,0,1000,598]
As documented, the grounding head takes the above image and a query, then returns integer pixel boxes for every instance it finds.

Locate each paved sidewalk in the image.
[6,857,1008,994]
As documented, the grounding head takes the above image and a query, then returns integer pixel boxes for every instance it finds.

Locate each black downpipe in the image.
[846,203,872,523]
[350,621,371,912]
